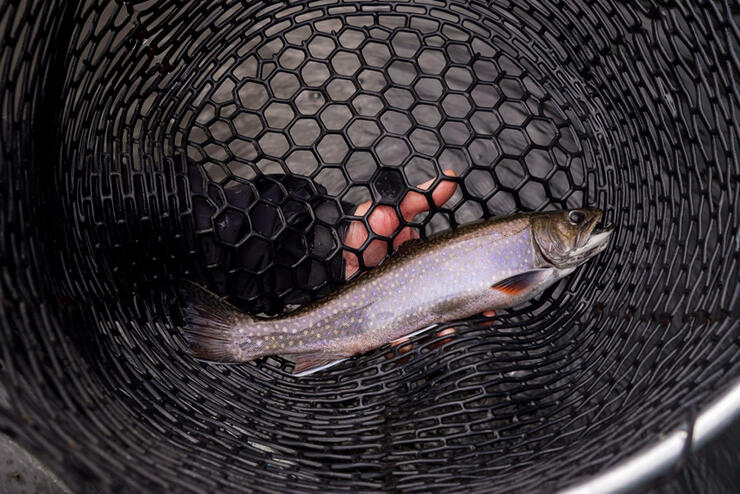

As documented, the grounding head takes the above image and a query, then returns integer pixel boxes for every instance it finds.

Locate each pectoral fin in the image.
[282,353,349,377]
[491,269,551,295]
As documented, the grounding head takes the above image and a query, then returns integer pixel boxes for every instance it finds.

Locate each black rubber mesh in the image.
[1,0,738,492]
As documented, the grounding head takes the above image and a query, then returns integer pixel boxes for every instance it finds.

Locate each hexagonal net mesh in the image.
[0,0,738,492]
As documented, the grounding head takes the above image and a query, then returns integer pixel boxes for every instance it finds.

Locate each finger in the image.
[362,238,389,267]
[392,226,420,249]
[344,219,369,250]
[343,216,367,278]
[391,337,410,347]
[398,343,413,354]
[344,205,398,277]
[346,205,398,247]
[343,251,360,279]
[479,310,496,327]
[391,337,413,357]
[429,327,456,350]
[353,199,372,217]
[399,169,458,222]
[436,328,457,338]
[367,205,399,237]
[361,206,400,268]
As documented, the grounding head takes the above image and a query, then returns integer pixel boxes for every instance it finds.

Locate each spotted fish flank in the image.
[181,209,614,375]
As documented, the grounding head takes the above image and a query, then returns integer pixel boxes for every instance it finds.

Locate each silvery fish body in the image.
[182,209,613,375]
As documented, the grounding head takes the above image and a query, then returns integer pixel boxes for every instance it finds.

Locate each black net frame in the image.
[0,0,738,492]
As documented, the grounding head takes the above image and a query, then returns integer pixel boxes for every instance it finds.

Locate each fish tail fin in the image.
[180,281,248,362]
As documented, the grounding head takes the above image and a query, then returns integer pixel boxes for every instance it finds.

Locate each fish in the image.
[180,208,614,376]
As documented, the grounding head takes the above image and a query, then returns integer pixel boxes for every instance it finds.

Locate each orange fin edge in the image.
[491,270,549,295]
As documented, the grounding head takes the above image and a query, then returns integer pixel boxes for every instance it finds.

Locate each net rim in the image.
[560,378,740,494]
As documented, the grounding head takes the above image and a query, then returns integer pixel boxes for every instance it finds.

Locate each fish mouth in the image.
[585,223,615,254]
[532,208,615,269]
[577,214,615,260]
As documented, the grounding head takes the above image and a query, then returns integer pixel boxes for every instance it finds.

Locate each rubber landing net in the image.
[0,0,738,492]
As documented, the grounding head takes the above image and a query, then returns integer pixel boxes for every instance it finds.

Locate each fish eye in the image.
[568,210,586,225]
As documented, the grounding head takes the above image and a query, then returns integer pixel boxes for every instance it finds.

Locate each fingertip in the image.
[400,171,458,220]
[399,191,430,222]
[353,199,373,216]
[432,174,458,207]
[368,205,399,236]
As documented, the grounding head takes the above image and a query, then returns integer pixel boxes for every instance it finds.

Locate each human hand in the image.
[343,170,458,279]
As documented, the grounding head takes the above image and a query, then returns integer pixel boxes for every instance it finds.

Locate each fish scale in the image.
[181,209,613,375]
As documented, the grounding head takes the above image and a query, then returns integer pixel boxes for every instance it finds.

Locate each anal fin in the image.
[282,353,349,377]
[491,269,551,295]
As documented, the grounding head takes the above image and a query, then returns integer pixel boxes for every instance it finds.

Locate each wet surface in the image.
[0,387,71,493]
[0,435,72,494]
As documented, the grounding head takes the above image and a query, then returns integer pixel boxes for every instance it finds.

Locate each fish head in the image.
[531,208,614,269]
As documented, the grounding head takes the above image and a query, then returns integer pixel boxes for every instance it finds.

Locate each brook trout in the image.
[181,209,614,376]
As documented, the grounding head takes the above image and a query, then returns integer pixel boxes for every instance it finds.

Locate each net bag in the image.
[1,0,738,492]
